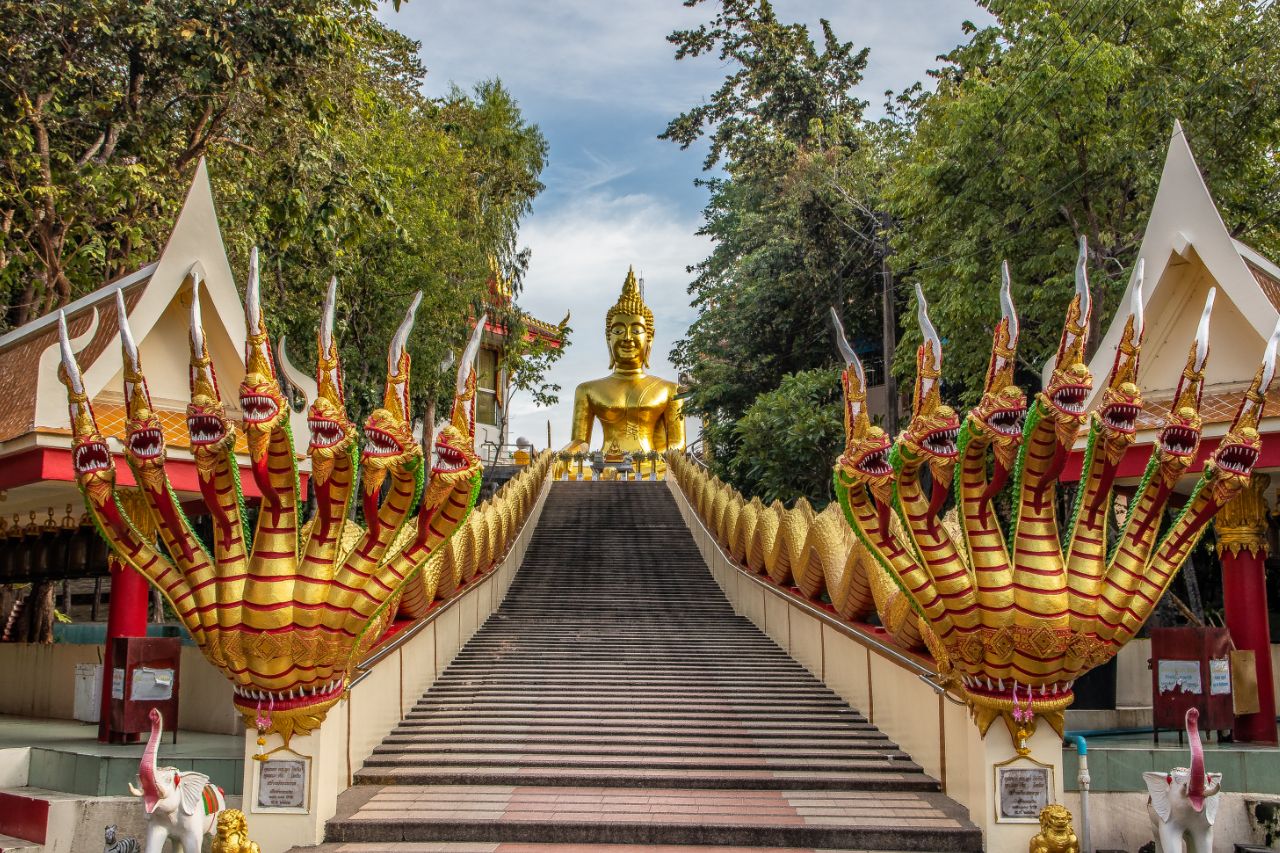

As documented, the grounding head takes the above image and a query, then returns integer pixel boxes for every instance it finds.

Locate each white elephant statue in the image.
[1143,707,1223,853]
[127,708,226,853]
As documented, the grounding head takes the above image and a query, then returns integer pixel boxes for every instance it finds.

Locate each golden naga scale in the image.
[830,237,1280,739]
[560,268,684,470]
[58,252,497,740]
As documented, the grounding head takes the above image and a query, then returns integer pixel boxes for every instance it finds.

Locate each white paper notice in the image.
[1209,658,1231,695]
[1158,659,1202,694]
[129,667,175,701]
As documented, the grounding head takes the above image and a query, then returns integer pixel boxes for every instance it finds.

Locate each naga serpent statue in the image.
[831,238,1279,739]
[58,250,486,740]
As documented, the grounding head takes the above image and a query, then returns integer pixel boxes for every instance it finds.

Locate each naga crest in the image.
[60,251,489,742]
[832,244,1277,742]
[831,309,892,503]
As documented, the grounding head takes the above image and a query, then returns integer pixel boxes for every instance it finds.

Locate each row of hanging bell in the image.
[0,506,108,582]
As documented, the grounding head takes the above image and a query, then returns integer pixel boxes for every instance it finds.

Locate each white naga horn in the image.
[1262,315,1280,393]
[389,291,423,372]
[245,246,262,335]
[116,290,141,372]
[999,260,1019,345]
[1193,288,1216,373]
[189,273,206,356]
[1129,259,1145,340]
[1074,235,1092,320]
[829,307,865,388]
[915,282,942,362]
[457,313,487,395]
[58,311,86,394]
[320,275,338,354]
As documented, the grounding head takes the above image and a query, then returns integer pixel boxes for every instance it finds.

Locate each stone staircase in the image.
[306,481,981,852]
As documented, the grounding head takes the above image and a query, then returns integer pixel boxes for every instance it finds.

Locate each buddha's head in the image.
[606,268,655,371]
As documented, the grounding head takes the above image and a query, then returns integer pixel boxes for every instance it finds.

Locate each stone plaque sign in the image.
[996,765,1050,822]
[253,756,310,814]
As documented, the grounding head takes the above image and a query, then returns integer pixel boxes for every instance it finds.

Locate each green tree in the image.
[663,0,886,497]
[0,0,552,640]
[886,0,1280,402]
[728,368,843,507]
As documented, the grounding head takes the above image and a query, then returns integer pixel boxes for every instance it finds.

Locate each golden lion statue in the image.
[211,809,260,853]
[1030,803,1079,853]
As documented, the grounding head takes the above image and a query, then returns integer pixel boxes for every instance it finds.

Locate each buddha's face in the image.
[608,312,649,370]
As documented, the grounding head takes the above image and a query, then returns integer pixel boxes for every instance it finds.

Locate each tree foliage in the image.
[886,0,1280,403]
[0,0,555,426]
[662,0,884,494]
[727,368,843,507]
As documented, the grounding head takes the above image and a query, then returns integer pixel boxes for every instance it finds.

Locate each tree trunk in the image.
[25,581,55,643]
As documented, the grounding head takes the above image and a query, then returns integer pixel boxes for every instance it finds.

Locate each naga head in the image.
[831,308,893,501]
[1158,288,1215,477]
[186,272,236,468]
[966,261,1027,469]
[308,277,357,485]
[901,284,959,484]
[239,248,288,453]
[1208,316,1280,500]
[424,314,486,508]
[117,291,165,484]
[362,293,424,514]
[1041,237,1094,442]
[58,312,115,499]
[1095,261,1145,460]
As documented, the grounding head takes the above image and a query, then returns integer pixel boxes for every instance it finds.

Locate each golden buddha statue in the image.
[562,268,684,468]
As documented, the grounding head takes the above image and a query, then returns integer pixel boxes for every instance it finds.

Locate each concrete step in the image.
[321,481,979,849]
[294,843,935,853]
[323,785,980,851]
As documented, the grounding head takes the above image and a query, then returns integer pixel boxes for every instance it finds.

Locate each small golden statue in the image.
[1030,803,1079,853]
[562,268,683,467]
[212,809,261,853]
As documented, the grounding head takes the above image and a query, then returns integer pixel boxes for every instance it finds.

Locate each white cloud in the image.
[505,190,709,449]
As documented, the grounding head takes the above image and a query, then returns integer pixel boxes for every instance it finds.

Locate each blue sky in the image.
[379,0,992,449]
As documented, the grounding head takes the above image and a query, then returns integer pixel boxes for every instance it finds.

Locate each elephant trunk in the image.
[138,708,163,813]
[1186,706,1206,811]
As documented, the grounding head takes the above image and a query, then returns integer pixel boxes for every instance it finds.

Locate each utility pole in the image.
[879,214,899,438]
